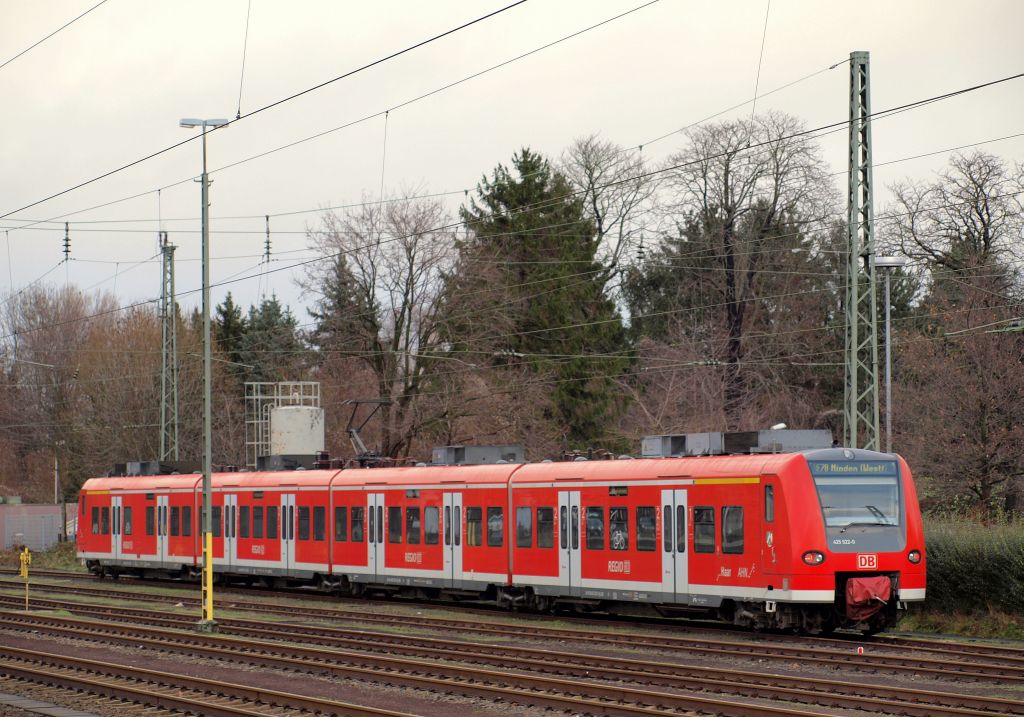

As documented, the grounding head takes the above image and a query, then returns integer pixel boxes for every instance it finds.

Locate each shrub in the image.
[923,520,1024,615]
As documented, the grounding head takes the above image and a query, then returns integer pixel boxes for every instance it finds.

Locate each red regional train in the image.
[77,446,925,634]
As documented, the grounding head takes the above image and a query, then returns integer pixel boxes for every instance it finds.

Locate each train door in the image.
[111,496,123,560]
[443,492,463,586]
[660,489,689,601]
[224,493,238,568]
[367,493,385,578]
[558,490,582,594]
[156,495,169,564]
[280,493,296,573]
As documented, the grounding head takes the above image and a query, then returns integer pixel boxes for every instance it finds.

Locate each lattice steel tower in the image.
[159,231,180,460]
[844,51,880,450]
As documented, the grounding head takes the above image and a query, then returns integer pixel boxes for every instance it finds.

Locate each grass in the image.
[898,606,1024,641]
[0,541,85,572]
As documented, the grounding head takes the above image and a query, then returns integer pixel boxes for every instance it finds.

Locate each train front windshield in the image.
[809,460,901,527]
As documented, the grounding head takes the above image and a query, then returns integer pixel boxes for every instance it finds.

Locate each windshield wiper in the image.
[864,505,892,523]
[839,520,890,533]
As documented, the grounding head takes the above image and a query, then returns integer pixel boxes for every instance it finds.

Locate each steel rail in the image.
[3,578,1022,682]
[1,608,1021,717]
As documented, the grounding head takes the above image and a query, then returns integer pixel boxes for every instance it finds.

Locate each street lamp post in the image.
[180,117,228,633]
[875,256,908,454]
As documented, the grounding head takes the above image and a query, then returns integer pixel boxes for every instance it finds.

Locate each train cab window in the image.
[145,506,155,536]
[314,506,326,541]
[537,507,554,549]
[388,506,403,544]
[466,507,483,547]
[123,507,133,536]
[585,507,604,550]
[335,506,348,542]
[267,506,278,539]
[765,485,775,523]
[212,506,223,538]
[182,506,191,537]
[170,506,180,537]
[559,507,568,549]
[253,506,264,539]
[676,505,686,553]
[101,506,110,535]
[298,506,311,541]
[350,507,364,542]
[487,507,504,547]
[406,507,421,545]
[609,507,628,551]
[722,506,744,554]
[693,506,715,553]
[91,507,99,535]
[662,505,672,552]
[636,506,656,552]
[240,506,250,539]
[424,506,439,545]
[516,506,532,548]
[444,506,451,545]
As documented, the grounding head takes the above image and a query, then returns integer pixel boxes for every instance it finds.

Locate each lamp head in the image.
[179,118,230,129]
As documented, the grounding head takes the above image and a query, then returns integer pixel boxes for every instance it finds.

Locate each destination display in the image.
[808,460,898,477]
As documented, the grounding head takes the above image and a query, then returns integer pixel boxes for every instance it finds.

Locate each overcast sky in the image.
[1,0,1022,322]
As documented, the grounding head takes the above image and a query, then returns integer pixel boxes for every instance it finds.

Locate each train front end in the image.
[797,448,926,633]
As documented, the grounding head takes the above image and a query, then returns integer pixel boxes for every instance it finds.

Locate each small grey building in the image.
[0,502,64,551]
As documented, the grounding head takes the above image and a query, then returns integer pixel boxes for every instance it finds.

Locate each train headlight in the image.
[802,550,825,566]
[907,549,922,564]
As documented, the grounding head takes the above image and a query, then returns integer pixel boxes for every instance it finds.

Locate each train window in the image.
[516,506,532,548]
[377,506,384,543]
[406,507,421,545]
[314,506,326,541]
[560,507,568,549]
[722,506,744,554]
[765,485,775,523]
[145,506,154,536]
[636,506,656,552]
[170,506,180,537]
[182,506,192,537]
[112,506,118,536]
[101,507,109,535]
[537,507,554,549]
[662,505,672,552]
[676,505,686,553]
[298,506,311,541]
[240,506,250,539]
[693,506,715,553]
[335,507,348,542]
[351,507,364,542]
[122,507,132,536]
[444,506,451,546]
[609,507,628,551]
[487,507,504,547]
[571,506,579,550]
[453,506,461,546]
[267,506,278,540]
[585,507,604,550]
[424,506,439,545]
[253,506,264,539]
[466,508,483,547]
[212,506,223,538]
[388,506,403,544]
[368,506,375,543]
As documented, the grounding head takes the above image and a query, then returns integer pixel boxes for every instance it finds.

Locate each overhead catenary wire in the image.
[0,0,531,221]
[0,0,110,73]
[235,0,253,121]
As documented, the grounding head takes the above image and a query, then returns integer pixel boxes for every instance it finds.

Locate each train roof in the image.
[509,453,807,484]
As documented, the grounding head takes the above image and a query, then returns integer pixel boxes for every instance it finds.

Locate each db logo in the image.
[857,553,878,570]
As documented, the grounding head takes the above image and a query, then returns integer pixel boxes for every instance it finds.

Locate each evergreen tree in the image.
[214,292,247,377]
[452,148,629,445]
[239,294,306,383]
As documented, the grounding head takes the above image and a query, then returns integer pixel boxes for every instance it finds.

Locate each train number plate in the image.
[856,553,878,570]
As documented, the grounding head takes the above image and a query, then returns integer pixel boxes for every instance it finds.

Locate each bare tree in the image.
[303,192,457,458]
[561,135,659,280]
[887,151,1024,275]
[661,111,836,427]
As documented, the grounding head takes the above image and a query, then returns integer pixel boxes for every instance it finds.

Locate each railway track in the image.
[1,603,1021,717]
[3,576,1023,683]
[0,642,416,717]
